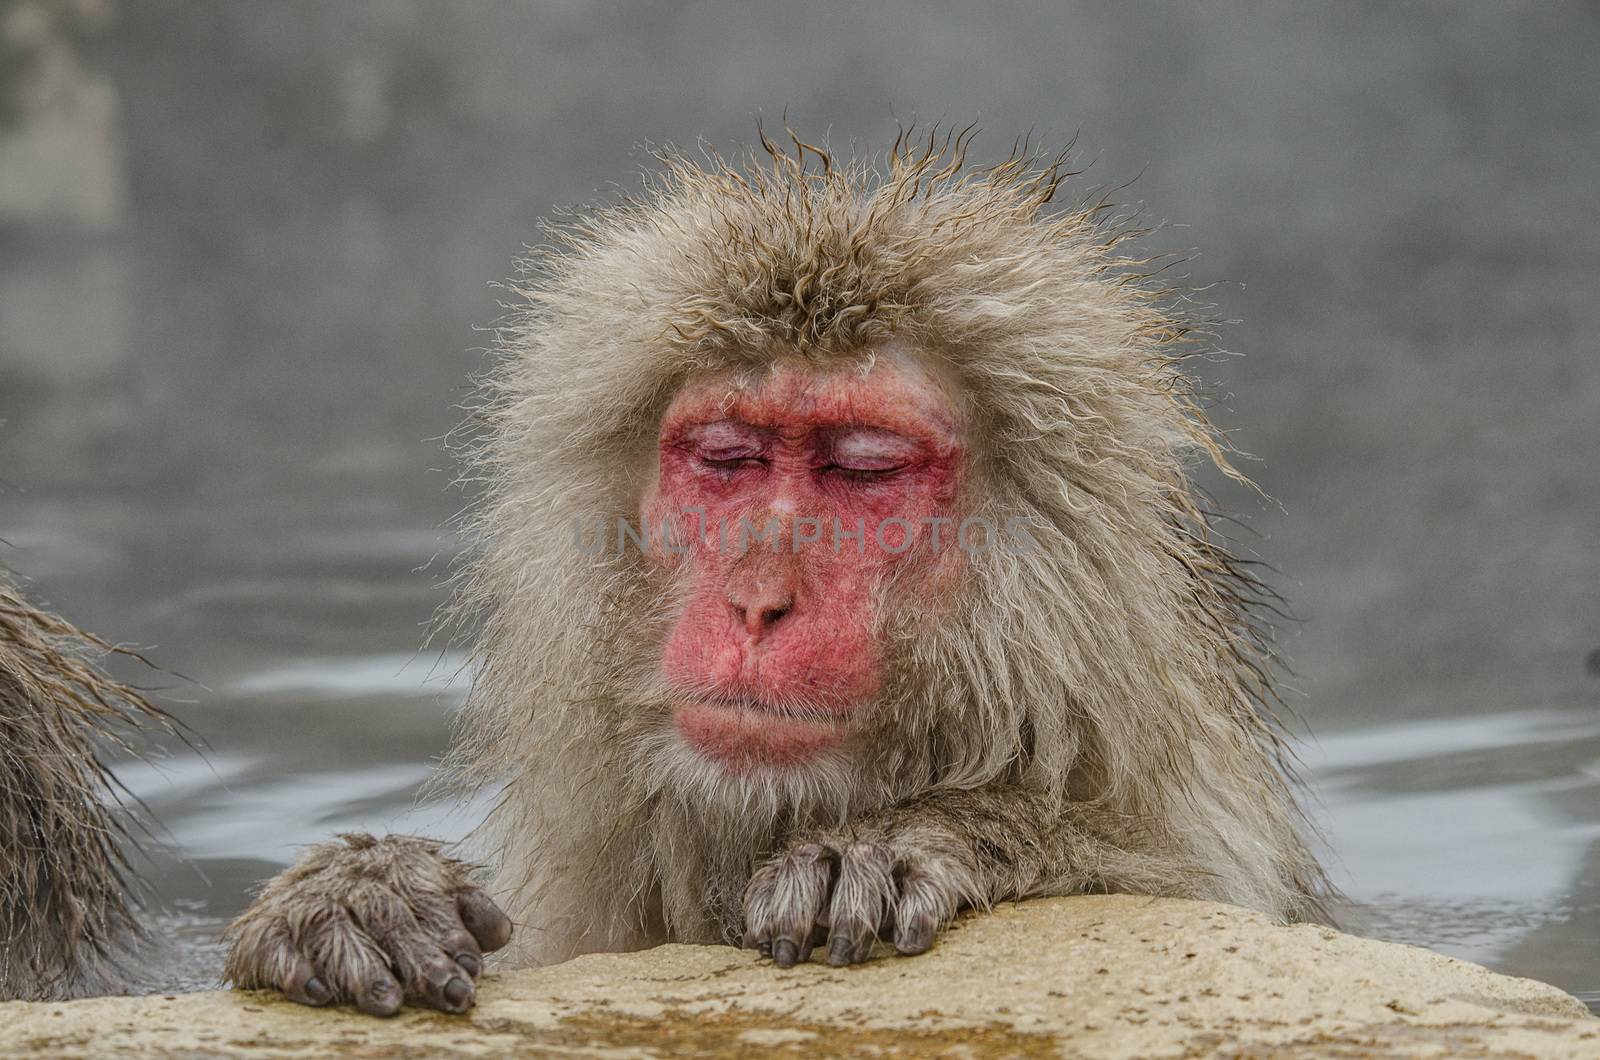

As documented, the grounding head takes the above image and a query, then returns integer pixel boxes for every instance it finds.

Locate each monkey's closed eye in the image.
[698,455,767,472]
[820,464,908,483]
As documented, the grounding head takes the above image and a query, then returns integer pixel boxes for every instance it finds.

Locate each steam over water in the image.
[2,2,1596,1008]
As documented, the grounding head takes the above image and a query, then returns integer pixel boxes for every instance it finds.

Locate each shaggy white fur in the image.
[443,128,1328,966]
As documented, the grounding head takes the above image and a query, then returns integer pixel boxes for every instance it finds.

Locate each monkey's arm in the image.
[744,787,1194,967]
[223,833,512,1016]
[0,581,171,1001]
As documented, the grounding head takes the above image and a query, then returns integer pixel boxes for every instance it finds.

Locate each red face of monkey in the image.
[642,352,964,774]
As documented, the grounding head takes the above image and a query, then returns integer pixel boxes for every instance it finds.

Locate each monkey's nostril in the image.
[730,597,793,636]
[747,601,792,636]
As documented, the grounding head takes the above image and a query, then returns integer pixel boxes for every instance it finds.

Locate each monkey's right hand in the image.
[222,833,512,1017]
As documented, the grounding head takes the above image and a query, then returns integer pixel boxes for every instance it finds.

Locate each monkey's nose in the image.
[725,548,800,639]
[730,596,793,638]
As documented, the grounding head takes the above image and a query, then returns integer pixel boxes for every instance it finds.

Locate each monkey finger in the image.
[745,843,836,966]
[823,907,882,967]
[226,917,332,1007]
[354,976,405,1018]
[890,871,951,956]
[280,954,334,1008]
[822,925,869,966]
[782,917,833,966]
[407,893,486,979]
[456,888,513,954]
[891,909,939,956]
[440,928,484,979]
[303,909,404,1017]
[403,944,476,1014]
[354,902,476,1014]
[825,843,895,966]
[740,862,783,950]
[376,928,476,1014]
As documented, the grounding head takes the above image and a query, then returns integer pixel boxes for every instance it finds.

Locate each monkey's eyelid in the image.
[698,454,767,470]
[697,448,766,461]
[821,463,909,480]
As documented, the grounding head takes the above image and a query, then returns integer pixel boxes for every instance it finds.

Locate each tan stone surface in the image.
[2,895,1596,1058]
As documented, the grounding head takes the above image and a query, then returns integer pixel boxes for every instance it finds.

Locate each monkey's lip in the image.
[670,697,850,772]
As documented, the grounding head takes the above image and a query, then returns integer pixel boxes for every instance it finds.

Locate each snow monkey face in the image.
[642,347,966,775]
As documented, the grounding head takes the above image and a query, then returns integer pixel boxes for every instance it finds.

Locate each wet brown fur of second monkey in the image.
[0,575,170,1001]
[225,128,1331,1016]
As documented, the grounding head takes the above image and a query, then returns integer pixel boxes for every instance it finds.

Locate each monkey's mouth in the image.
[669,696,850,772]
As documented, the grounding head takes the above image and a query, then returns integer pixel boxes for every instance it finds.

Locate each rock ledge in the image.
[1,895,1595,1058]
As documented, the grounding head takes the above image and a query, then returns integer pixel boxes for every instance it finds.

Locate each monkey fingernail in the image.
[826,936,854,966]
[454,953,481,978]
[773,939,798,967]
[359,977,402,1018]
[442,976,473,1011]
[303,976,331,1005]
[895,923,935,955]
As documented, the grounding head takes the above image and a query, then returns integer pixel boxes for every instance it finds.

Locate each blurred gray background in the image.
[2,0,1597,1002]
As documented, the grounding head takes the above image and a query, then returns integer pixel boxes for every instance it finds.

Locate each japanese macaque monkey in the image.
[225,129,1328,1016]
[0,577,169,1000]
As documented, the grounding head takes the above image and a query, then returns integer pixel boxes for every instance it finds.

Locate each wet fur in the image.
[0,577,169,1000]
[440,127,1330,967]
[223,833,502,1014]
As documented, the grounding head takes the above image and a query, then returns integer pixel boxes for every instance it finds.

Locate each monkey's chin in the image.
[671,699,849,774]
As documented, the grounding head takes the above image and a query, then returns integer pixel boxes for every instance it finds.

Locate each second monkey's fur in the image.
[0,576,170,999]
[445,129,1329,964]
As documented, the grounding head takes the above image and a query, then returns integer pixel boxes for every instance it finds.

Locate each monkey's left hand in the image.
[742,827,978,968]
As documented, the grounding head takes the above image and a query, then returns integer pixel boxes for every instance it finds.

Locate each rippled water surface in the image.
[3,1,1596,1010]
